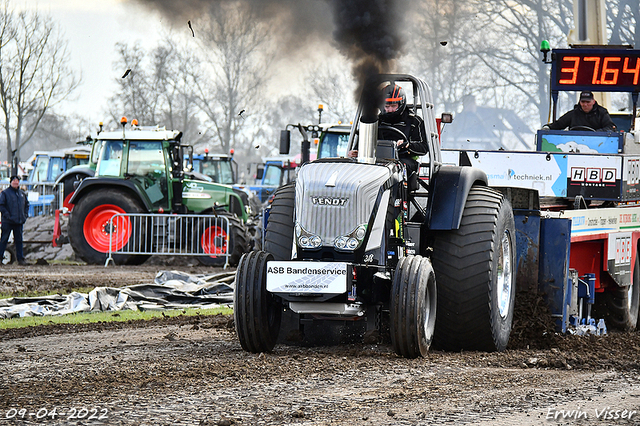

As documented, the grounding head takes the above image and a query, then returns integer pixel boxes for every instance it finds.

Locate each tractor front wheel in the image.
[235,250,282,352]
[390,255,437,358]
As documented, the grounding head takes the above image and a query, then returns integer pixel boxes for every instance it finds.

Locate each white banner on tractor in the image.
[266,261,348,294]
[441,149,624,199]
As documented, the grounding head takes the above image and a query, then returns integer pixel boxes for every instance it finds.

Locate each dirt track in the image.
[1,264,640,425]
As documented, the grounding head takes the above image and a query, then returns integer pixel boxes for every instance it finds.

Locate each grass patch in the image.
[0,306,233,330]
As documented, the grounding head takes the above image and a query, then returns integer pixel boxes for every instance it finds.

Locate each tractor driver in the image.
[349,83,428,183]
[543,91,616,132]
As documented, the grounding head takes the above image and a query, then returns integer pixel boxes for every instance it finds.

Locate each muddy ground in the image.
[1,263,639,425]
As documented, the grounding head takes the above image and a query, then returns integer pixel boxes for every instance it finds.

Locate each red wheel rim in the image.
[201,225,228,257]
[83,204,131,252]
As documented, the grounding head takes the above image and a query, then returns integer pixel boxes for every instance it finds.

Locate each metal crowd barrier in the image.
[0,182,63,217]
[106,213,230,267]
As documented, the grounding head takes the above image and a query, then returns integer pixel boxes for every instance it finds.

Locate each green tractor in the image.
[67,123,255,266]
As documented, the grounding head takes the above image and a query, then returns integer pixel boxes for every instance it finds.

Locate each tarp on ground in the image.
[0,270,235,319]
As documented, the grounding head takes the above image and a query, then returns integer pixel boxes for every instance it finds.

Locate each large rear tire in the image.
[235,251,282,352]
[593,250,640,331]
[390,255,437,358]
[197,212,249,267]
[264,183,295,260]
[68,189,150,265]
[431,186,516,352]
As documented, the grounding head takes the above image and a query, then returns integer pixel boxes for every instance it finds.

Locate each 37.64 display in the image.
[552,49,640,92]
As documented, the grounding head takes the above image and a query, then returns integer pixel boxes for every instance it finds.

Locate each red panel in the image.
[569,241,603,290]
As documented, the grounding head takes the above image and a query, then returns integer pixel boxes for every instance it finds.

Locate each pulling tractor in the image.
[235,41,640,356]
[66,122,256,266]
[235,74,516,357]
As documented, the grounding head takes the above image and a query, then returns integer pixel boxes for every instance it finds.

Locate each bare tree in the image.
[406,0,640,133]
[241,60,356,171]
[405,0,481,114]
[606,0,639,111]
[108,42,158,125]
[303,57,357,124]
[108,38,204,145]
[153,38,205,146]
[457,0,573,127]
[29,113,88,148]
[609,0,639,48]
[407,0,572,126]
[0,0,78,164]
[192,1,274,154]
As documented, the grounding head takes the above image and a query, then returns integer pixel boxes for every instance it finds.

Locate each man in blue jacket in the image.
[0,176,30,265]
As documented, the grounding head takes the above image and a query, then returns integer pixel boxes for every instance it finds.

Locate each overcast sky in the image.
[20,0,166,123]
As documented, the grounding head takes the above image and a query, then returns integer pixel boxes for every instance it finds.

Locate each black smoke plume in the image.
[329,0,405,120]
[132,0,406,115]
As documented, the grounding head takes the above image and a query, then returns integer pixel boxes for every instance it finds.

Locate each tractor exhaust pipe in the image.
[357,119,378,164]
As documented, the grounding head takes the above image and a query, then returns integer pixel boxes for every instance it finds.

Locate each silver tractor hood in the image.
[295,161,393,252]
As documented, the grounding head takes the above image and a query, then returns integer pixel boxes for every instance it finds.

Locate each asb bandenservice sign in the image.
[266,261,347,294]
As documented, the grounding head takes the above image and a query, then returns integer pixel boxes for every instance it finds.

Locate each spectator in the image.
[544,91,616,132]
[0,176,29,265]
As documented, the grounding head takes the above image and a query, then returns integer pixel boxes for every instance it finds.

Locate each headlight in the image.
[347,238,358,249]
[295,222,322,249]
[333,224,367,252]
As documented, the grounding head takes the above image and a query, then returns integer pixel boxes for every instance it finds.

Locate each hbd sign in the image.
[571,167,617,183]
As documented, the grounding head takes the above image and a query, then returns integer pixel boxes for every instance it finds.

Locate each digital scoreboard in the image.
[551,49,640,92]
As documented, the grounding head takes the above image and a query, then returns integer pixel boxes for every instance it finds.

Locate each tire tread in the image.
[234,251,281,352]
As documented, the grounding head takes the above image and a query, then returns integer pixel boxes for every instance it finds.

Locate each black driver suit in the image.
[379,108,429,179]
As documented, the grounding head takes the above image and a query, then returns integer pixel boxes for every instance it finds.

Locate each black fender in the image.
[69,177,152,211]
[426,166,488,230]
[54,166,95,186]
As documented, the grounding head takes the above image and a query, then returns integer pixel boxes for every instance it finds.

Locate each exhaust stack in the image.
[357,119,378,164]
